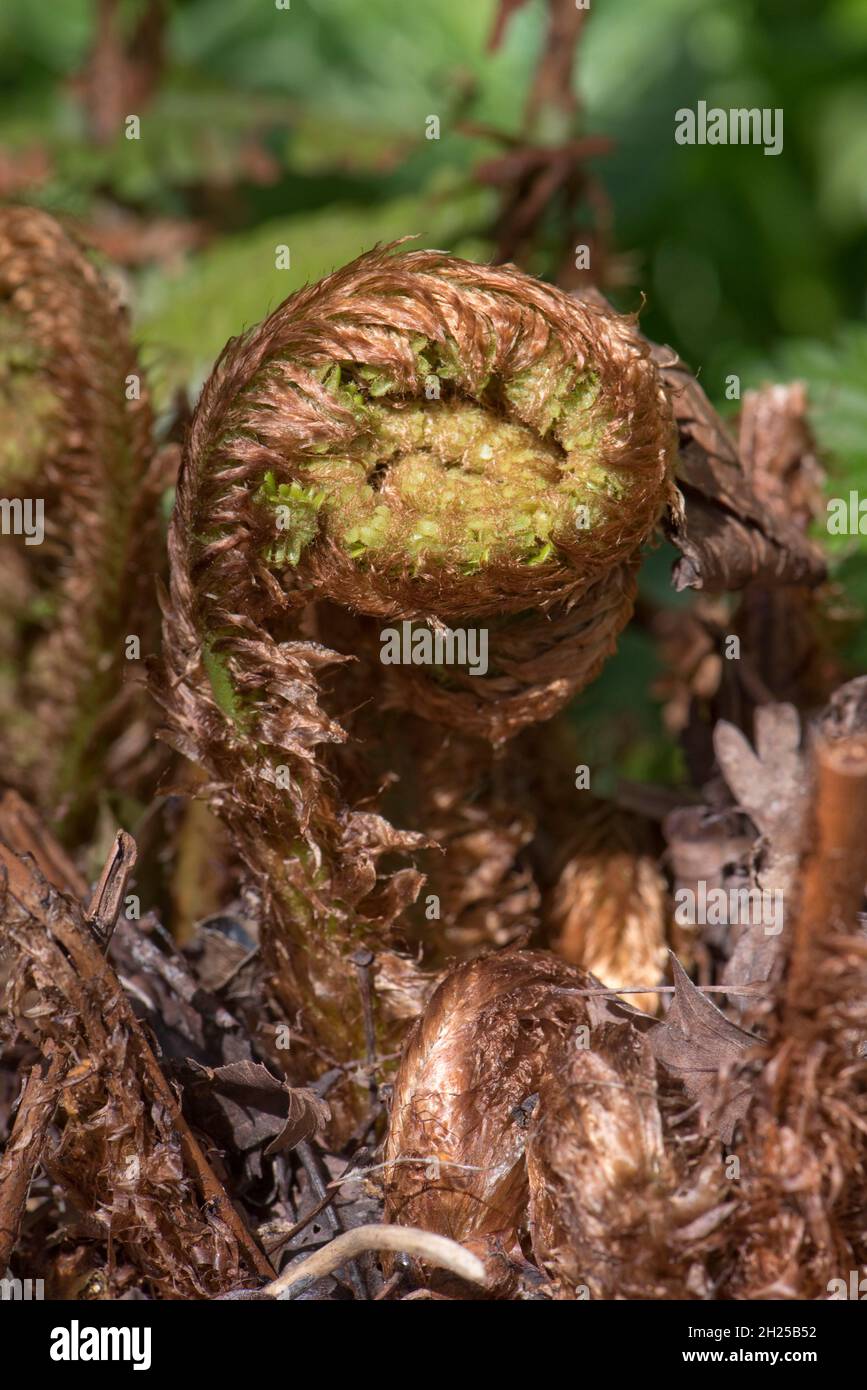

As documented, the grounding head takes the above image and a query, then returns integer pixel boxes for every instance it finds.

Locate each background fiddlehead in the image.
[0,206,162,846]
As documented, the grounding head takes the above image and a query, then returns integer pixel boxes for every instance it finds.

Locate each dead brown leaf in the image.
[186,1060,329,1156]
[649,956,758,1143]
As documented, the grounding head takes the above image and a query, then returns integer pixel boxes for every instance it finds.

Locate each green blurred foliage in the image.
[3,0,865,404]
[2,0,865,785]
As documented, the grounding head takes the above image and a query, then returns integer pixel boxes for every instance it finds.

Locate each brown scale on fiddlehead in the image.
[0,206,162,844]
[160,244,676,1119]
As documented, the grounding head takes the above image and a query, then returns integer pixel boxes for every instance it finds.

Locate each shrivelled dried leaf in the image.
[0,824,272,1297]
[714,704,809,990]
[649,956,757,1144]
[714,704,805,864]
[186,1059,329,1155]
[373,950,439,1022]
[651,344,826,594]
[724,715,867,1297]
[0,1049,66,1273]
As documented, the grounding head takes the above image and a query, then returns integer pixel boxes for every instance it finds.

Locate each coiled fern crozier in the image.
[0,207,161,843]
[161,246,676,1113]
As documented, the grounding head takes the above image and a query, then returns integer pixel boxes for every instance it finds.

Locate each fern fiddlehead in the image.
[0,206,161,843]
[161,245,675,1116]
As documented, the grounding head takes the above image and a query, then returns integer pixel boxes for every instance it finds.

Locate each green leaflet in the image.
[202,637,248,729]
[255,471,327,567]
